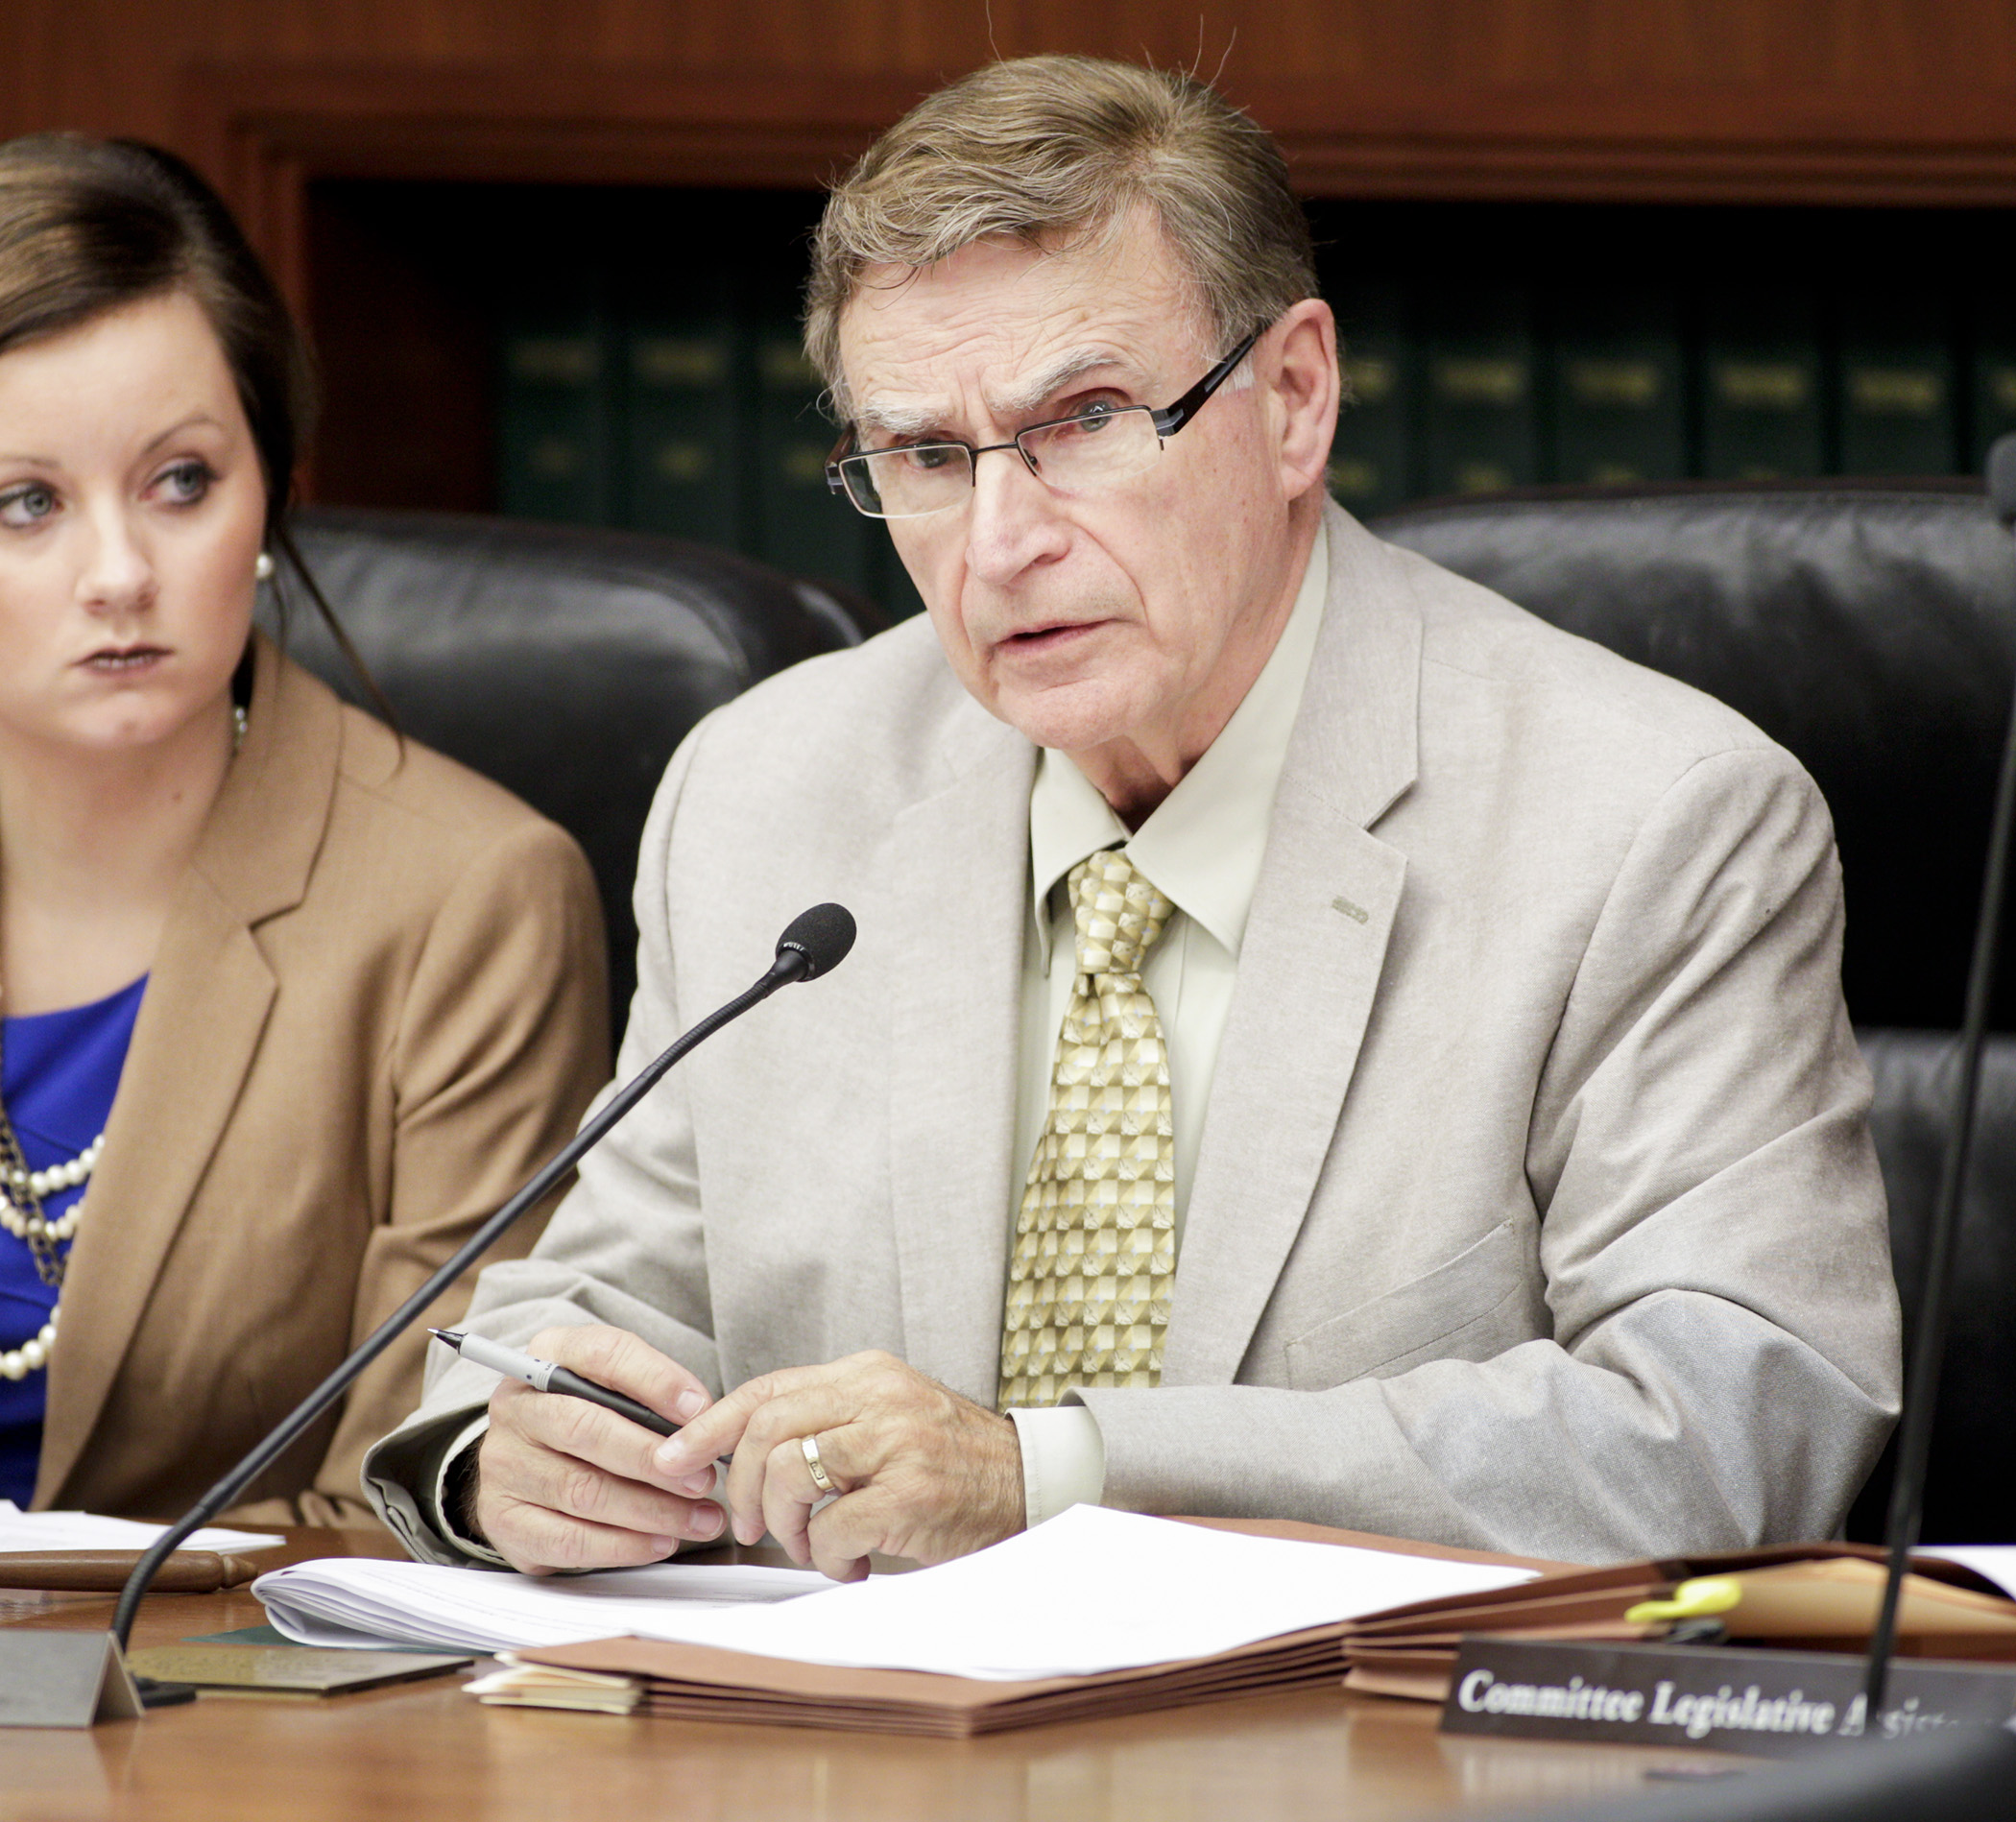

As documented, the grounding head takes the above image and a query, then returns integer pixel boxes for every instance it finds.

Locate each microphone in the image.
[1863,439,2016,1714]
[108,903,855,1660]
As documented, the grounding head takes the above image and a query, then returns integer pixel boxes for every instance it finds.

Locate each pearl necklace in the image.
[0,1138,96,1381]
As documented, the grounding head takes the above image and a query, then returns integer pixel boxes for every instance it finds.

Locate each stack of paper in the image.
[0,1501,281,1554]
[465,1654,642,1714]
[256,1506,1541,1734]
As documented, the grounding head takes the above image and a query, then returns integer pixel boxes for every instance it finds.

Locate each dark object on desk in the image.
[0,1549,267,1594]
[1440,1637,2016,1759]
[1490,1716,2016,1821]
[125,1643,474,1697]
[1374,480,2016,1545]
[269,508,876,1026]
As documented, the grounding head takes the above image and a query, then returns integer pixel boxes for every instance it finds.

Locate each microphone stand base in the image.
[0,1630,146,1727]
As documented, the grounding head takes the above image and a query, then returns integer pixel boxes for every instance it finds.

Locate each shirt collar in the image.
[1027,516,1331,970]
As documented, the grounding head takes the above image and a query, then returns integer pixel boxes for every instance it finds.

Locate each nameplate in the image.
[0,1631,142,1728]
[1440,1638,2016,1758]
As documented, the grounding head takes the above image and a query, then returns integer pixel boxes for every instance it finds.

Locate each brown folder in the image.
[1338,1544,2016,1700]
[510,1517,1568,1736]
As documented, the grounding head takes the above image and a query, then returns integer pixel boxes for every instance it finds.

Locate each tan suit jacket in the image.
[368,505,1899,1566]
[30,634,609,1525]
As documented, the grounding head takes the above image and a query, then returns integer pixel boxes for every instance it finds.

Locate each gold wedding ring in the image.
[800,1432,836,1495]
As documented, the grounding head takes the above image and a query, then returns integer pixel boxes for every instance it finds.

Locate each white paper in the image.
[0,1500,282,1555]
[1918,1545,2016,1601]
[257,1505,1535,1679]
[254,1558,831,1651]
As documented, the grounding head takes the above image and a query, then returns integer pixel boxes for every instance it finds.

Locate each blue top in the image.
[0,976,146,1507]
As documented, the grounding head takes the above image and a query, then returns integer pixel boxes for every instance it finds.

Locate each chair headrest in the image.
[263,507,871,1022]
[1374,483,2016,1029]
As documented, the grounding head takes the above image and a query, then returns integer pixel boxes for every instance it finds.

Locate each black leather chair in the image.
[262,508,874,1029]
[1373,482,2016,1545]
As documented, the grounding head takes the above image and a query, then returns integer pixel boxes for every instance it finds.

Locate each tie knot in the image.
[1068,850,1174,978]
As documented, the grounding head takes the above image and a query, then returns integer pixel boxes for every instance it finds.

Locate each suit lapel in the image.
[884,709,1036,1404]
[1163,506,1424,1385]
[36,637,342,1503]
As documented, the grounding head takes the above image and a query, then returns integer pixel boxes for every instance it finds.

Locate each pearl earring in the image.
[254,551,275,582]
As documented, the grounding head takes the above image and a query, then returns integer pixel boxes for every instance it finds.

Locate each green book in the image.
[1422,287,1538,496]
[751,313,875,595]
[1328,283,1414,516]
[1699,290,1824,481]
[621,277,746,546]
[497,292,614,525]
[1548,289,1686,486]
[1837,294,1957,477]
[1969,301,2016,474]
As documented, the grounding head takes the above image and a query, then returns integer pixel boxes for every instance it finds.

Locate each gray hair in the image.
[804,55,1318,415]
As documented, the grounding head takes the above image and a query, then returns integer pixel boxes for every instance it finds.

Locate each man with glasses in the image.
[367,57,1897,1580]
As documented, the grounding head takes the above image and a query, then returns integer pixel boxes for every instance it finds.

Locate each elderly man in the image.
[365,56,1898,1579]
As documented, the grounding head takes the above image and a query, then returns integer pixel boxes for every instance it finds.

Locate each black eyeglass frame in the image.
[824,322,1270,516]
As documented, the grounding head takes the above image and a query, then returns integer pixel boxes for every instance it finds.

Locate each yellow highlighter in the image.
[1625,1576,1745,1628]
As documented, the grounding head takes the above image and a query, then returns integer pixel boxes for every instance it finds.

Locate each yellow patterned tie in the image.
[999,849,1178,1410]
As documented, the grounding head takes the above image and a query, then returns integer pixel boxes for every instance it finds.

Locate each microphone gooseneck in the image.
[110,904,852,1655]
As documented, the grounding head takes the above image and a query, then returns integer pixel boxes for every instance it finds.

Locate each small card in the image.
[0,1632,142,1728]
[124,1644,474,1697]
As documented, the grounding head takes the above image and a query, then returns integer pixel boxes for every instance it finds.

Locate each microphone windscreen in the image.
[1991,433,2016,529]
[776,903,856,980]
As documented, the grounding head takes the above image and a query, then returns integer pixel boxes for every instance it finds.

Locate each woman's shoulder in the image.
[260,649,589,892]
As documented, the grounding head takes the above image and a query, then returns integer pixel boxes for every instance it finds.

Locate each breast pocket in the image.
[1283,1218,1543,1389]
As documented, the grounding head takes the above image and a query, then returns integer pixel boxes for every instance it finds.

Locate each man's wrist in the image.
[1005,1403,1107,1527]
[428,1415,510,1567]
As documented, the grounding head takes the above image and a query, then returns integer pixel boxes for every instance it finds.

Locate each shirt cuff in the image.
[1006,1404,1107,1528]
[425,1414,511,1568]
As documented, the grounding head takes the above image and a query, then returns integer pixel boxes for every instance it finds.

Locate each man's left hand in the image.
[651,1351,1023,1580]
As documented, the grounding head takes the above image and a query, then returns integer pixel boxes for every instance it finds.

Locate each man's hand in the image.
[652,1351,1023,1581]
[472,1325,726,1573]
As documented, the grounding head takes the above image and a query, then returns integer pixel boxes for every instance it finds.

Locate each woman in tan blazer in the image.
[0,137,609,1525]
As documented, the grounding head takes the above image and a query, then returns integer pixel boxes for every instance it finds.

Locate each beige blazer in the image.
[30,635,609,1525]
[368,504,1900,1567]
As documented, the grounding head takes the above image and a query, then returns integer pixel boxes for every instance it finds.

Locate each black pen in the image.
[428,1328,682,1437]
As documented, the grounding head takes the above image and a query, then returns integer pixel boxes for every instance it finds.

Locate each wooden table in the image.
[1,1529,1741,1822]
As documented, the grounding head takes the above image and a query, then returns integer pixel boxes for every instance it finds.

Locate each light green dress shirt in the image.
[1005,520,1331,1525]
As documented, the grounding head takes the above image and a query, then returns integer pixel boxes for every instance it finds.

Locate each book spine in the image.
[1422,287,1538,497]
[1328,283,1415,517]
[1548,289,1687,486]
[1968,301,2016,474]
[496,292,614,525]
[752,313,874,596]
[1838,294,1958,478]
[622,285,747,547]
[1699,289,1826,481]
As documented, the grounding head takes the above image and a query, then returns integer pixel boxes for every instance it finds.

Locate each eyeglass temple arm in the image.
[1152,324,1267,438]
[825,431,854,494]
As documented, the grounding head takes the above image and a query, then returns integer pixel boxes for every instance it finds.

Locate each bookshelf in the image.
[302,176,2013,621]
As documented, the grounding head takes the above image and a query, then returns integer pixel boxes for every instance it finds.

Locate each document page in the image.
[254,1558,830,1651]
[656,1505,1538,1679]
[0,1500,282,1554]
[257,1506,1534,1674]
[1920,1545,2016,1601]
